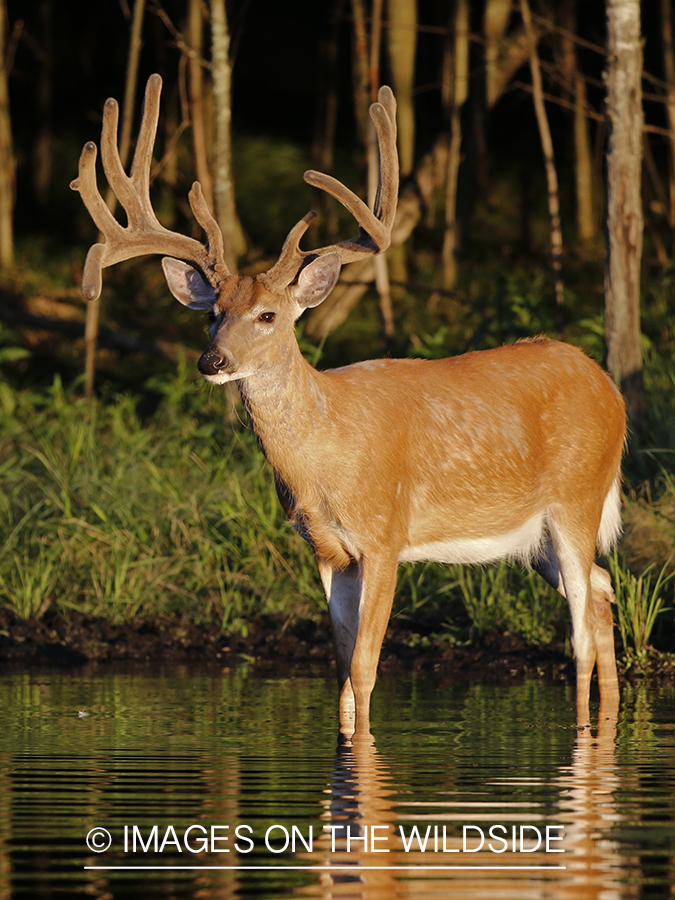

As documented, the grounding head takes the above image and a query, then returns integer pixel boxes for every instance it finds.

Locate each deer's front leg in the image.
[318,559,362,735]
[318,555,398,739]
[348,554,398,735]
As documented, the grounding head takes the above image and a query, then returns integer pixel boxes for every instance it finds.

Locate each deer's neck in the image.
[237,340,331,478]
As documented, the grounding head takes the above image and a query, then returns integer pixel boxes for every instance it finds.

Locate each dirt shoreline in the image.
[0,608,672,686]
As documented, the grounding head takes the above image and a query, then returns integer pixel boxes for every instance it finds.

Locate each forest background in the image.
[0,0,673,672]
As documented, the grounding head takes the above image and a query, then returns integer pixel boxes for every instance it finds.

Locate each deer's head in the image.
[71,75,398,384]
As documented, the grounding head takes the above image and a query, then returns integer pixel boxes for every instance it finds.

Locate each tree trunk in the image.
[486,17,549,109]
[484,0,513,108]
[311,0,344,243]
[367,0,394,342]
[520,0,564,310]
[32,0,53,205]
[0,0,15,268]
[210,0,243,272]
[559,0,596,242]
[350,0,371,151]
[187,0,214,212]
[351,0,394,342]
[306,135,451,338]
[605,0,644,424]
[386,0,416,178]
[660,0,675,230]
[440,0,469,292]
[84,0,145,397]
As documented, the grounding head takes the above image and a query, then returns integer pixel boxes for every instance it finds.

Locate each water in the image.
[0,664,672,898]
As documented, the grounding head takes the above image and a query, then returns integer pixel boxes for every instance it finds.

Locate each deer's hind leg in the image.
[533,530,619,724]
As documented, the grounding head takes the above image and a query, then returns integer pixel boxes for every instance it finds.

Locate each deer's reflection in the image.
[296,708,635,900]
[297,733,399,899]
[556,709,638,897]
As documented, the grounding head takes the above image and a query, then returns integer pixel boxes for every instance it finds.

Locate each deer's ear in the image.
[291,253,341,309]
[162,257,216,310]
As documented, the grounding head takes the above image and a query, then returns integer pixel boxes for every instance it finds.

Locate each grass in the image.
[609,550,673,667]
[1,233,675,662]
[0,372,323,628]
[0,344,673,666]
[0,368,589,648]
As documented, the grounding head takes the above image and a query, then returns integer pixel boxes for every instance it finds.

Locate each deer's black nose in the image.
[198,348,234,376]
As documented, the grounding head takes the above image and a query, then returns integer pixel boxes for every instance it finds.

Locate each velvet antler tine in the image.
[81,243,107,302]
[71,74,229,299]
[99,98,145,222]
[260,211,317,290]
[370,98,398,231]
[130,74,162,204]
[263,86,399,292]
[70,142,124,240]
[188,182,230,281]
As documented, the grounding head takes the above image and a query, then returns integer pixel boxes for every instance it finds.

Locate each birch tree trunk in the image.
[210,0,242,272]
[660,0,675,230]
[0,0,15,268]
[367,0,394,341]
[605,0,644,423]
[440,0,469,292]
[484,0,513,108]
[188,0,213,212]
[32,0,53,206]
[386,0,416,178]
[84,0,145,396]
[559,0,596,242]
[520,0,564,309]
[306,135,450,338]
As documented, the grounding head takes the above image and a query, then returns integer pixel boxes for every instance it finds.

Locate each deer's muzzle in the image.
[198,348,235,377]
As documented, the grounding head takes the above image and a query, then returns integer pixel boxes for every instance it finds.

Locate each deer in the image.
[71,74,626,739]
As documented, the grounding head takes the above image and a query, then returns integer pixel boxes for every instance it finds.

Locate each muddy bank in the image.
[0,608,672,685]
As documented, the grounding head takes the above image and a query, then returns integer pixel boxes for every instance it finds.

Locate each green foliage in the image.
[0,325,30,370]
[233,135,316,253]
[394,558,566,647]
[0,373,322,629]
[452,560,564,646]
[609,551,673,666]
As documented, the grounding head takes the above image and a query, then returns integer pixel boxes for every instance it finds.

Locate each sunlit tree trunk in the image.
[351,0,394,342]
[386,0,416,178]
[440,0,469,291]
[84,0,145,397]
[660,0,675,231]
[306,135,451,338]
[559,0,596,242]
[311,0,344,243]
[211,0,243,272]
[605,0,644,423]
[520,0,564,310]
[0,0,15,268]
[367,0,394,341]
[351,0,371,151]
[187,0,213,212]
[385,0,416,298]
[486,15,548,109]
[484,0,512,108]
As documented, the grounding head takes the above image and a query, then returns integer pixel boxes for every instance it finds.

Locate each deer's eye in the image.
[258,311,276,324]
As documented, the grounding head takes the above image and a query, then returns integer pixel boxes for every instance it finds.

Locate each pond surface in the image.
[0,664,672,899]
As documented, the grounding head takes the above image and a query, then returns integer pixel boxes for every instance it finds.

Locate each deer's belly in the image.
[399,512,546,566]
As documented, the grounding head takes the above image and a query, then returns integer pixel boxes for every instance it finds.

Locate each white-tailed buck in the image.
[72,74,625,737]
